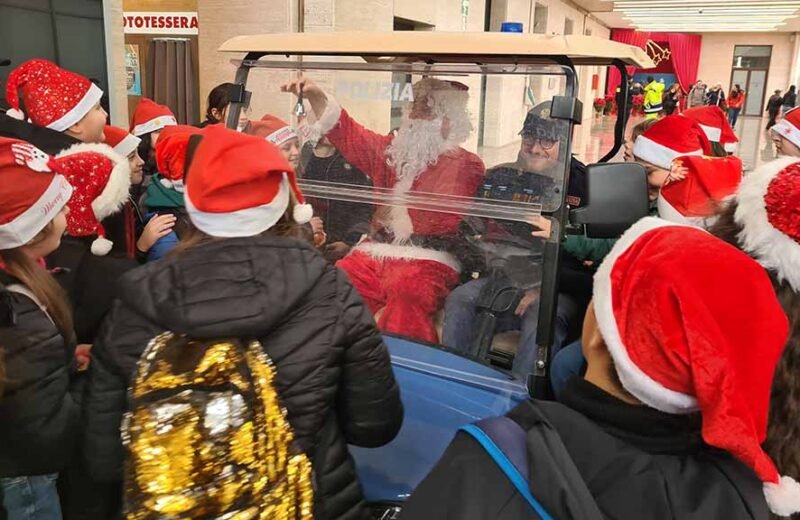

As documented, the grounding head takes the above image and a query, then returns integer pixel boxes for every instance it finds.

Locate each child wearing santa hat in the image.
[404,217,799,519]
[83,126,402,518]
[769,107,800,158]
[5,59,108,144]
[129,98,177,177]
[682,105,739,155]
[0,137,80,518]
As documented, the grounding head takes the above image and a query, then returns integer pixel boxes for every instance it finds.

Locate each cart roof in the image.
[219,31,654,68]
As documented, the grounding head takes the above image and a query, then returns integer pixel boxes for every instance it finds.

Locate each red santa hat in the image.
[657,155,742,227]
[249,115,298,146]
[155,125,204,193]
[735,156,800,292]
[4,59,103,132]
[54,143,132,255]
[0,138,73,250]
[130,98,177,137]
[185,125,312,237]
[594,217,799,517]
[682,106,739,153]
[103,125,141,158]
[633,115,711,169]
[771,107,800,152]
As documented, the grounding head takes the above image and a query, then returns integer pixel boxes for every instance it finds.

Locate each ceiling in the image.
[570,0,800,33]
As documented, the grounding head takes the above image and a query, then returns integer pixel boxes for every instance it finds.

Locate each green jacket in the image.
[562,235,615,264]
[145,174,184,209]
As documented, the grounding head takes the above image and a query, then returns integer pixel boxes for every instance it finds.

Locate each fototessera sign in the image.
[123,12,199,35]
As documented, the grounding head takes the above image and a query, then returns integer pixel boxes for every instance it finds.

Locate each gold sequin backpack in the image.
[122,332,314,519]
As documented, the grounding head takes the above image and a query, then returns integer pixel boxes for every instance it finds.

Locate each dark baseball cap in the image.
[519,102,560,142]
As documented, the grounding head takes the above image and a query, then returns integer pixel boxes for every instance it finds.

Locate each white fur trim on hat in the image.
[698,123,722,142]
[113,133,142,158]
[724,141,738,153]
[47,82,104,132]
[185,174,290,238]
[734,156,800,292]
[266,126,298,146]
[354,241,461,273]
[91,236,113,256]
[132,115,178,137]
[764,475,800,517]
[771,119,800,151]
[0,175,72,250]
[56,143,132,221]
[159,177,185,193]
[633,136,703,170]
[593,217,700,414]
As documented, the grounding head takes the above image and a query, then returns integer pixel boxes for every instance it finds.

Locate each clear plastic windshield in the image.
[234,59,574,376]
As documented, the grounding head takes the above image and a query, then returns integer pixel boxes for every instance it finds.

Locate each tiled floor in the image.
[572,113,778,171]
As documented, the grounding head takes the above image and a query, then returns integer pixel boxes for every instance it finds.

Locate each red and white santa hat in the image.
[657,155,742,228]
[735,156,800,292]
[155,125,204,193]
[130,98,177,137]
[771,107,800,152]
[248,115,298,146]
[594,217,799,517]
[185,125,312,237]
[103,125,141,158]
[0,138,73,250]
[54,143,131,255]
[4,59,103,132]
[633,115,711,169]
[682,106,739,153]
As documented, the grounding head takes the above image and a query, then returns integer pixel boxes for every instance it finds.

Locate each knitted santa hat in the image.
[185,125,312,237]
[250,115,298,146]
[735,156,800,292]
[130,98,177,137]
[103,125,141,158]
[657,155,742,227]
[54,143,131,255]
[682,106,739,153]
[155,125,204,192]
[633,115,711,169]
[771,107,800,152]
[0,138,73,250]
[5,59,103,132]
[594,217,799,516]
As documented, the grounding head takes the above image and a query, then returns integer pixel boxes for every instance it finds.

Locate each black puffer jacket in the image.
[83,235,403,519]
[0,271,80,478]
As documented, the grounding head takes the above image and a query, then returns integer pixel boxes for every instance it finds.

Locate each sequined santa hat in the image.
[594,217,799,517]
[4,59,103,131]
[130,98,177,137]
[0,138,73,250]
[185,125,312,237]
[633,115,712,169]
[54,143,132,255]
[682,106,739,153]
[249,115,298,146]
[155,125,204,193]
[735,156,800,292]
[103,125,141,158]
[770,107,800,152]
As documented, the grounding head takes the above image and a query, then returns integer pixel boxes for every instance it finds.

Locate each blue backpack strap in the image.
[460,417,554,520]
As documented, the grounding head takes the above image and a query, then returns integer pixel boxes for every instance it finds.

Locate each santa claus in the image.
[283,77,485,343]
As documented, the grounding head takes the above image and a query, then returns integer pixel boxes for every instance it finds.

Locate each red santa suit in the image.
[312,91,485,343]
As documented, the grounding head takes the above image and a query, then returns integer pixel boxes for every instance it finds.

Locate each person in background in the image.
[0,138,79,519]
[83,126,403,519]
[402,217,799,520]
[769,107,800,157]
[683,105,740,155]
[629,82,643,97]
[767,90,784,130]
[130,98,177,178]
[643,76,664,120]
[688,80,707,108]
[663,83,681,115]
[727,84,746,128]
[706,83,726,108]
[783,85,797,115]
[198,82,251,131]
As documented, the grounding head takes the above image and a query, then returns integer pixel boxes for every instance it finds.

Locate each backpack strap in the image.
[460,417,555,520]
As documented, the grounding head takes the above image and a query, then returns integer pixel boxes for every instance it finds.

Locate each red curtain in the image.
[606,29,651,96]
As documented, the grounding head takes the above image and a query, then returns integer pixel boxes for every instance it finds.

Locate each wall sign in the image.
[125,44,142,95]
[123,12,199,35]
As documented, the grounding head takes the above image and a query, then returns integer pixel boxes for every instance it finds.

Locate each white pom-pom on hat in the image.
[293,203,313,224]
[764,475,800,517]
[91,236,113,256]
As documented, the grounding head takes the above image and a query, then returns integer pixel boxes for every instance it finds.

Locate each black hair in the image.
[647,76,654,83]
[790,85,797,93]
[204,82,237,124]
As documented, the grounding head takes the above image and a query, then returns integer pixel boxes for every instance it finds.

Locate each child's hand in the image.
[75,344,92,371]
[137,214,177,252]
[311,217,327,247]
[666,162,689,184]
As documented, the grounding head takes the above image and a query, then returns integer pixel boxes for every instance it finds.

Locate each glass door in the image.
[745,70,767,116]
[730,45,772,116]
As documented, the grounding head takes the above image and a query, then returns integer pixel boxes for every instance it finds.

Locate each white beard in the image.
[387,117,451,181]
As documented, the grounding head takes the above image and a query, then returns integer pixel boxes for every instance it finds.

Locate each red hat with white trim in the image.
[735,156,800,292]
[130,98,177,137]
[185,125,312,237]
[103,125,141,158]
[657,155,742,228]
[54,143,132,256]
[249,115,298,146]
[633,115,711,169]
[594,217,799,517]
[771,107,800,153]
[0,138,73,250]
[4,59,103,132]
[155,125,204,192]
[682,106,739,153]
